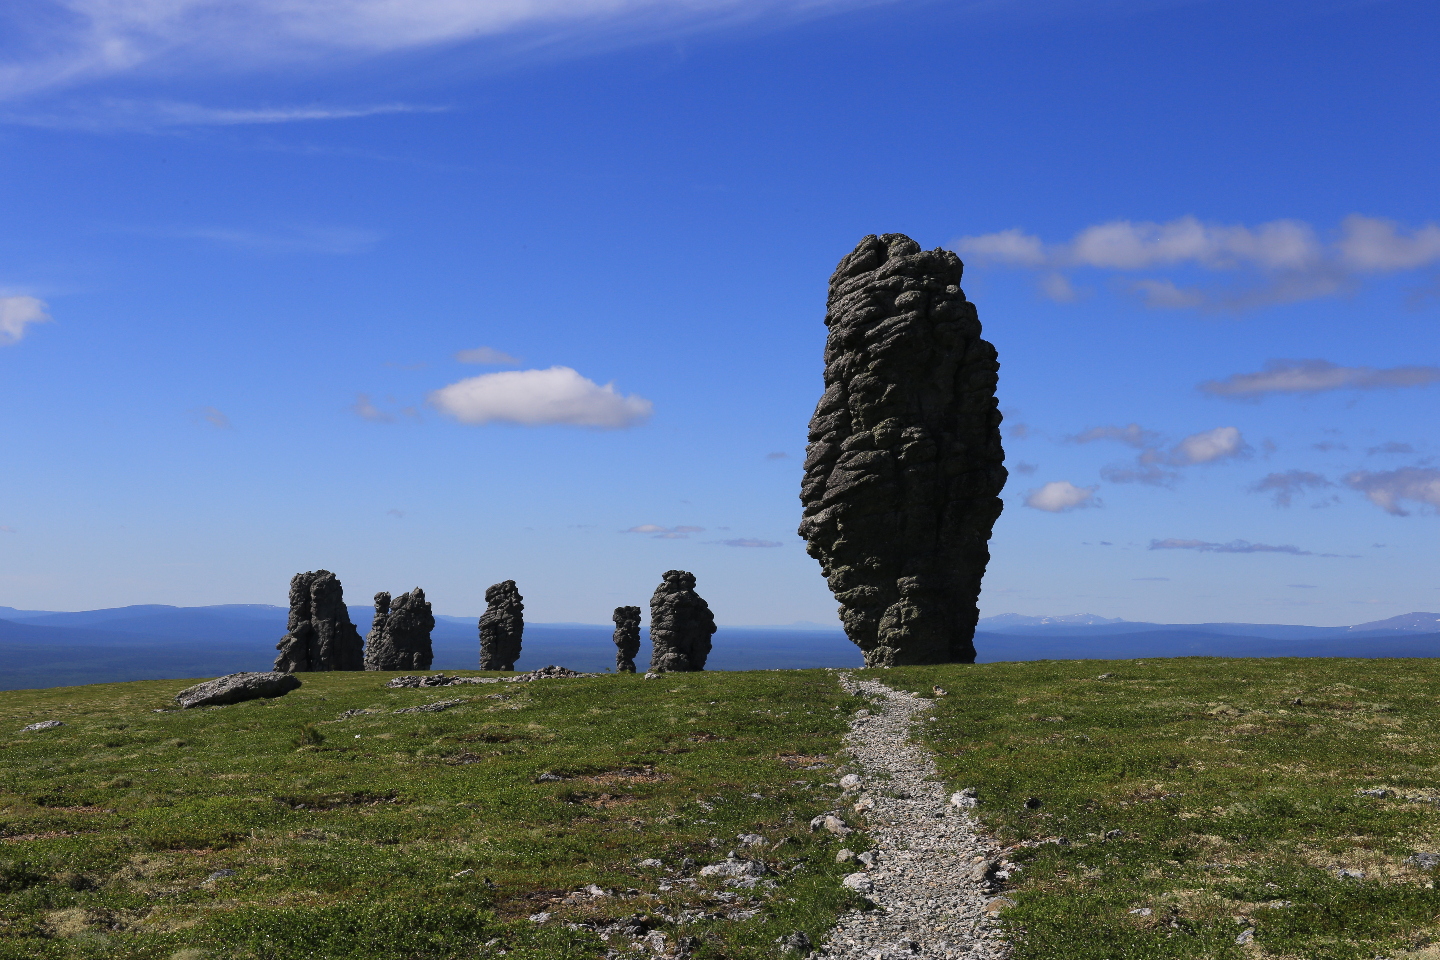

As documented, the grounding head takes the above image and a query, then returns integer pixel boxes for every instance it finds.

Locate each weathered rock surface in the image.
[479,580,524,671]
[364,588,435,671]
[647,570,715,673]
[272,570,364,672]
[176,671,302,709]
[798,234,1006,666]
[612,605,642,673]
[20,720,64,732]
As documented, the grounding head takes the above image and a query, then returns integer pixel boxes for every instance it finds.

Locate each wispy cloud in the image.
[0,295,52,345]
[430,366,652,429]
[1149,538,1314,555]
[1133,577,1169,581]
[1070,423,1159,449]
[1009,461,1038,475]
[1368,441,1416,456]
[624,524,705,539]
[3,99,444,131]
[0,0,886,102]
[352,393,394,423]
[1087,424,1250,487]
[1343,467,1440,516]
[1023,481,1100,512]
[195,405,232,429]
[710,538,783,547]
[953,215,1440,310]
[765,451,789,460]
[1200,359,1440,398]
[455,346,521,365]
[1248,470,1333,507]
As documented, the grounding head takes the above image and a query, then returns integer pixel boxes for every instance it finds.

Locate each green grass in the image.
[883,658,1440,960]
[8,658,1440,960]
[0,670,866,959]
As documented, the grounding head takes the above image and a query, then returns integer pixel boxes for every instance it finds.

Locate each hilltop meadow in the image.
[3,658,1439,960]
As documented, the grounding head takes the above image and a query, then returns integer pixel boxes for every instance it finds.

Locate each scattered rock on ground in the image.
[273,570,365,672]
[797,234,1006,667]
[392,698,466,715]
[810,813,852,836]
[175,672,302,709]
[20,720,64,732]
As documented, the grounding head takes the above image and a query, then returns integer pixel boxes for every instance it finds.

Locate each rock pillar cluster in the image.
[647,570,715,673]
[797,234,1006,666]
[364,588,435,671]
[612,605,642,673]
[273,570,365,672]
[479,580,525,671]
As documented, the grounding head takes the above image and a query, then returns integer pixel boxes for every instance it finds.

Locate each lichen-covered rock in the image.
[176,671,301,708]
[364,588,435,671]
[479,580,524,671]
[798,234,1006,666]
[612,605,642,673]
[647,570,715,673]
[273,570,364,672]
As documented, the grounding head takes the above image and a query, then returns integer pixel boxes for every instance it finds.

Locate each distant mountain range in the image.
[1,604,1436,691]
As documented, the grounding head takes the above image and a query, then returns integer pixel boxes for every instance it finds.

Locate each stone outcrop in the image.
[647,570,715,673]
[273,570,365,672]
[797,234,1006,666]
[479,580,524,671]
[612,605,642,673]
[176,671,302,709]
[364,588,435,671]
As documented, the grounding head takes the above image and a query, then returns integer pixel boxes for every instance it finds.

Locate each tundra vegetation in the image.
[3,658,1438,959]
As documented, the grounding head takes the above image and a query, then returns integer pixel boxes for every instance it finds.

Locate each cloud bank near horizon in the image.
[0,295,51,344]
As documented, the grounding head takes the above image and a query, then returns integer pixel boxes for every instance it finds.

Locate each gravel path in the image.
[816,674,1012,960]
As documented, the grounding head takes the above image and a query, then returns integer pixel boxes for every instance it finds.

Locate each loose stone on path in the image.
[818,674,1011,960]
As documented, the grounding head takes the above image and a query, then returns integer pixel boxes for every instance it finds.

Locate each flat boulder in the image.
[176,671,302,709]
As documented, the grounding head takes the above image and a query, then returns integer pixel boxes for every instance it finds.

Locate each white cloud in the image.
[1200,359,1440,397]
[1344,467,1440,516]
[0,0,884,102]
[455,346,520,365]
[624,524,704,539]
[1170,426,1245,465]
[952,215,1440,310]
[0,295,52,345]
[1336,215,1440,271]
[431,366,652,429]
[953,227,1045,266]
[1023,481,1099,513]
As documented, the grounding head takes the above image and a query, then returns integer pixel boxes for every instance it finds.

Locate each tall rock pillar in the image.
[273,570,365,672]
[612,605,642,673]
[647,570,715,673]
[479,580,524,671]
[797,234,1006,666]
[364,588,435,671]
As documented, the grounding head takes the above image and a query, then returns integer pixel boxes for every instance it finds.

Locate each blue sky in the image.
[1,0,1437,626]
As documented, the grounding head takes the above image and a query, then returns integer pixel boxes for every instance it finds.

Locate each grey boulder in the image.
[176,671,302,709]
